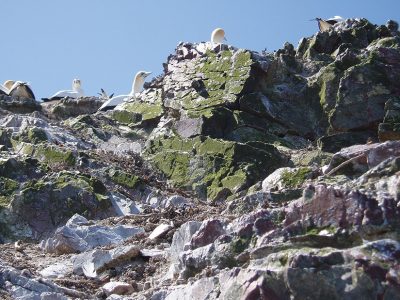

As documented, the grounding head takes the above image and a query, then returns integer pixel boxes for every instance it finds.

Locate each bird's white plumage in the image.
[327,16,345,22]
[3,80,15,91]
[43,79,84,101]
[211,28,226,44]
[98,71,151,111]
[0,84,9,95]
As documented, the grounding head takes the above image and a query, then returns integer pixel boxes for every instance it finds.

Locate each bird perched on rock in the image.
[8,81,36,99]
[0,84,9,95]
[312,16,345,32]
[211,28,226,44]
[42,78,84,101]
[98,71,151,111]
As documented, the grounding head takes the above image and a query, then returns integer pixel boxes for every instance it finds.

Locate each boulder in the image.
[73,245,140,278]
[41,214,144,254]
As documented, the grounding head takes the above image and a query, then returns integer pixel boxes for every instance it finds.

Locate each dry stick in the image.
[38,277,91,299]
[326,153,367,176]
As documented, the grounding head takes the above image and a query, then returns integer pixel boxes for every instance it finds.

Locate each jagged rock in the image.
[190,219,226,249]
[379,97,400,141]
[9,172,114,240]
[163,277,219,300]
[0,17,400,300]
[161,195,191,209]
[73,245,140,278]
[109,192,141,216]
[0,95,41,114]
[43,96,104,120]
[40,214,144,254]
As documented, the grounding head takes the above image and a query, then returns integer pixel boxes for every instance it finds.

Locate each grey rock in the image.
[73,245,140,278]
[41,214,144,254]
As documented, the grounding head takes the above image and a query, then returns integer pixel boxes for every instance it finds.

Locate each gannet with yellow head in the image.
[98,71,151,111]
[42,79,84,101]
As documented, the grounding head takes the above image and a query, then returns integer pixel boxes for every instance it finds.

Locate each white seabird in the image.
[41,78,84,102]
[8,81,36,99]
[0,80,14,95]
[98,71,151,111]
[211,28,226,44]
[0,84,9,95]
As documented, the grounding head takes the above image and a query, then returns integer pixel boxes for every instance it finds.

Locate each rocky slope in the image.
[0,18,400,299]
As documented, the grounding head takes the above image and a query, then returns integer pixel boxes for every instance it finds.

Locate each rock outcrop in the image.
[0,18,400,300]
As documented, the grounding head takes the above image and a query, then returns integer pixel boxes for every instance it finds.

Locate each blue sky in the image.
[1,0,399,99]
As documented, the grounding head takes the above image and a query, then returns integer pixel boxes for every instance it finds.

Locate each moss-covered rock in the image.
[108,169,141,189]
[146,135,286,200]
[17,142,76,166]
[378,97,400,141]
[27,127,48,143]
[9,171,112,239]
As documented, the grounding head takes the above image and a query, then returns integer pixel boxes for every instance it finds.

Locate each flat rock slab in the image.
[73,245,140,278]
[41,214,144,254]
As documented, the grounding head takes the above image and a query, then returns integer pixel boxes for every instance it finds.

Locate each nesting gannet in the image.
[0,80,14,95]
[41,79,84,102]
[8,81,36,99]
[211,28,226,44]
[312,16,345,32]
[3,80,15,91]
[0,84,9,95]
[98,71,151,111]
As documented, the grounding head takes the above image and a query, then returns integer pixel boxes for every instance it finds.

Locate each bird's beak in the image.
[309,18,317,21]
[223,37,227,41]
[144,72,152,77]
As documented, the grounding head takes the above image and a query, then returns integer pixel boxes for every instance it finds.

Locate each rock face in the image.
[0,17,400,300]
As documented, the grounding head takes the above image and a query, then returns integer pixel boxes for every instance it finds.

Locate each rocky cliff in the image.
[0,18,400,300]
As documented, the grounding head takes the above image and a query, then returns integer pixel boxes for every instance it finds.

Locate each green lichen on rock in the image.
[27,127,48,143]
[17,142,76,166]
[11,171,112,236]
[280,167,312,188]
[108,169,141,189]
[115,89,164,126]
[111,110,141,125]
[378,97,400,141]
[146,135,286,200]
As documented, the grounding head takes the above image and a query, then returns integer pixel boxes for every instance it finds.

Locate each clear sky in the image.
[1,0,400,99]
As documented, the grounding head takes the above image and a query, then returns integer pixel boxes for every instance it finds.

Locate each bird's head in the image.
[211,28,226,44]
[73,79,81,89]
[138,71,152,79]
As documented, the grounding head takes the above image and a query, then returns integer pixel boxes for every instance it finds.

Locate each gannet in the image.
[8,81,36,99]
[0,80,14,95]
[41,79,84,102]
[3,80,15,91]
[98,71,151,111]
[0,84,9,95]
[312,16,345,32]
[211,28,226,44]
